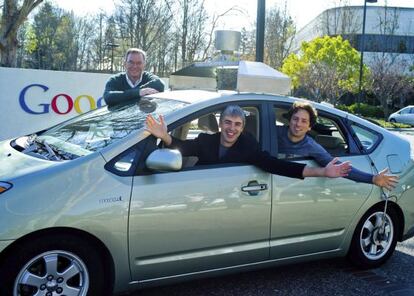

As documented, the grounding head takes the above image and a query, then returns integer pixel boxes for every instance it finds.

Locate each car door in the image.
[128,102,272,281]
[269,104,373,259]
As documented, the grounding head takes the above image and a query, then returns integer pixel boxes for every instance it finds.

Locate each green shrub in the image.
[336,103,384,118]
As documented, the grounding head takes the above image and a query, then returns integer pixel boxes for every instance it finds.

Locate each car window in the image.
[274,105,349,159]
[106,136,158,176]
[168,105,260,169]
[349,123,380,152]
[400,107,411,115]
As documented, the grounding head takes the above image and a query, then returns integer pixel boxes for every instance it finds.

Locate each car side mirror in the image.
[145,149,182,172]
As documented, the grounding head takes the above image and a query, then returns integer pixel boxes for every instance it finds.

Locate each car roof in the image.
[148,89,236,104]
[101,89,392,160]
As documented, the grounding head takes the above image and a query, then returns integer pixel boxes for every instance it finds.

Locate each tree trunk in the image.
[0,0,43,67]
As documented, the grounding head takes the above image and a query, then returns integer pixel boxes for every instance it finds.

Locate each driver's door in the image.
[128,103,272,281]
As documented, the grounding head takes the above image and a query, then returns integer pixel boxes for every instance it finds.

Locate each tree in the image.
[317,0,360,37]
[264,2,296,69]
[0,0,43,66]
[239,27,255,61]
[28,2,79,70]
[369,60,412,118]
[366,5,413,118]
[282,35,365,105]
[115,0,173,72]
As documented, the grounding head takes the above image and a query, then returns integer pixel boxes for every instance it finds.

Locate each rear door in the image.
[268,103,373,259]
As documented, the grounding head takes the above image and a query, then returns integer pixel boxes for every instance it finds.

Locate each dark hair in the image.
[125,48,146,62]
[287,101,318,127]
[220,105,246,127]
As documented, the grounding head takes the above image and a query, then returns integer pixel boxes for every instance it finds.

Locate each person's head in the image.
[286,101,318,142]
[124,48,146,82]
[219,105,246,147]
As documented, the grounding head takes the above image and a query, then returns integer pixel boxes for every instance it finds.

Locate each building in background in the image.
[292,6,414,73]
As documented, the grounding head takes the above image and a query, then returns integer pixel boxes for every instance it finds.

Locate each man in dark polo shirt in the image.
[103,48,165,106]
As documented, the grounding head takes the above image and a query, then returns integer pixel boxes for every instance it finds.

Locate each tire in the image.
[0,234,109,296]
[348,206,399,269]
[389,118,396,123]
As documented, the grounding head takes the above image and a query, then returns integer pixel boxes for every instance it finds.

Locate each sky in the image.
[54,0,414,30]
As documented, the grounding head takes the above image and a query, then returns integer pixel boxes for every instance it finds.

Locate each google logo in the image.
[19,84,105,115]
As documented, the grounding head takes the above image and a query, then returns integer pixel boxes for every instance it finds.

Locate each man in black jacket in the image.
[145,105,351,179]
[103,48,165,106]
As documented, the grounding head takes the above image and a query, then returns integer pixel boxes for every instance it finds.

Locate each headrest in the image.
[198,114,218,133]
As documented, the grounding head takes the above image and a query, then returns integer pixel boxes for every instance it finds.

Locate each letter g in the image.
[19,84,50,114]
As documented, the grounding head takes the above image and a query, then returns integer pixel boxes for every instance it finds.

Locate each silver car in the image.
[1,90,414,296]
[388,105,414,125]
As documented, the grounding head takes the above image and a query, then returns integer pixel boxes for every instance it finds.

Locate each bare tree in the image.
[75,16,96,71]
[172,0,209,67]
[370,59,412,118]
[200,6,242,61]
[115,0,172,71]
[264,1,296,69]
[367,5,413,117]
[240,27,255,61]
[318,0,360,37]
[0,0,43,66]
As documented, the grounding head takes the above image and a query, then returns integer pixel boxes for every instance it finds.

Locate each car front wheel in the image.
[0,234,109,296]
[348,207,399,269]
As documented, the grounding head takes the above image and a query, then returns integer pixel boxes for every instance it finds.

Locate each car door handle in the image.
[241,181,268,196]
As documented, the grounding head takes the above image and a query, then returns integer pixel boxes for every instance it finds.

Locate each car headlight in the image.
[0,182,12,194]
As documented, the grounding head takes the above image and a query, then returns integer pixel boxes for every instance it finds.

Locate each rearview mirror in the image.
[146,149,182,171]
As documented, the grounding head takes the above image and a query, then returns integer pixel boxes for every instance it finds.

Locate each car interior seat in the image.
[198,114,219,134]
[244,115,258,140]
[314,135,347,156]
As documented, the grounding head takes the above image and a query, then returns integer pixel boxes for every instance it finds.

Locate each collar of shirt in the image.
[126,73,143,88]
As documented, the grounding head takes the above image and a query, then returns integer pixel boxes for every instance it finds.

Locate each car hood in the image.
[0,139,59,180]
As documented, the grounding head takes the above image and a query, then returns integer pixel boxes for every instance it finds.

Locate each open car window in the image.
[169,105,260,169]
[274,105,349,159]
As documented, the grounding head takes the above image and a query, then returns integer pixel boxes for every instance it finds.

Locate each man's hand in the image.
[373,168,399,190]
[145,114,172,145]
[324,157,352,178]
[140,88,159,96]
[302,157,351,178]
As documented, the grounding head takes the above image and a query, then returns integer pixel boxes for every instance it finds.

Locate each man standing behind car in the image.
[103,48,165,106]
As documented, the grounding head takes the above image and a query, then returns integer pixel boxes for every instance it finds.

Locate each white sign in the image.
[0,67,111,140]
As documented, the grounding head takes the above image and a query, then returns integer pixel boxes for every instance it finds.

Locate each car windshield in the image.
[33,98,187,158]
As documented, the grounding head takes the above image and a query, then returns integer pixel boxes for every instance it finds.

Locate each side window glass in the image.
[401,108,410,115]
[106,145,140,176]
[350,124,380,152]
[113,149,137,172]
[169,105,260,169]
[105,137,157,176]
[274,106,348,159]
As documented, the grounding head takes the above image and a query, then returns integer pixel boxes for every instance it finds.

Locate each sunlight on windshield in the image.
[39,98,187,155]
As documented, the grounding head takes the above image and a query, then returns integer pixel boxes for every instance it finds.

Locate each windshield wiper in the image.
[27,136,67,161]
[36,138,60,160]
